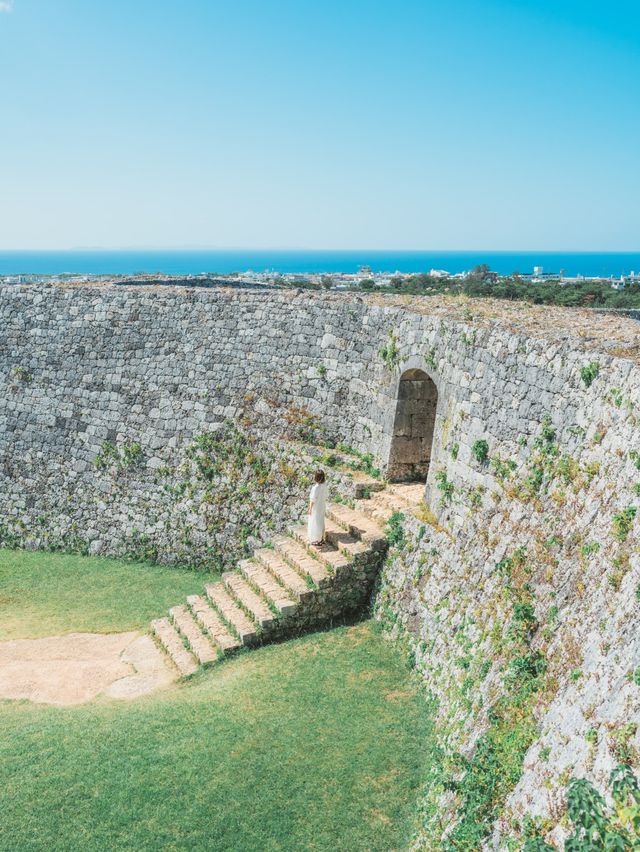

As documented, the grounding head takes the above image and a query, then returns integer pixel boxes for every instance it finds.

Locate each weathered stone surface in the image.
[2,284,640,846]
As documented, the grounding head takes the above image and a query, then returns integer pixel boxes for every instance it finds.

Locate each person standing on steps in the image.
[308,469,327,546]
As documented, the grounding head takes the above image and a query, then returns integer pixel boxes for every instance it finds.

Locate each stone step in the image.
[385,482,425,505]
[347,471,386,498]
[374,491,412,513]
[253,548,314,601]
[238,559,298,616]
[324,520,370,557]
[326,502,387,548]
[151,617,198,676]
[187,595,241,653]
[169,605,218,665]
[354,497,396,523]
[205,582,259,646]
[363,486,415,515]
[290,523,366,565]
[223,571,276,629]
[272,534,331,586]
[289,526,352,574]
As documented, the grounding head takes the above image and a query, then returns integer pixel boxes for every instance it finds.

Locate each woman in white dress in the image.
[308,469,328,546]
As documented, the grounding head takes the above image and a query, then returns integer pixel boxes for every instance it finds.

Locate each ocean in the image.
[0,250,639,278]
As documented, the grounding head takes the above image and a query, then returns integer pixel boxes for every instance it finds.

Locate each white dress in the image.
[307,482,327,543]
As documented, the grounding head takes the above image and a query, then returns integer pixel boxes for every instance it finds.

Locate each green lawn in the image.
[0,622,431,852]
[0,549,220,640]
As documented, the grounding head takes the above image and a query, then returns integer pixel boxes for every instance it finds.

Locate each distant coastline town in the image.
[4,263,640,309]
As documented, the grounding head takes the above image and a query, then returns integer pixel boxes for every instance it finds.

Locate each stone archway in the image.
[386,368,438,482]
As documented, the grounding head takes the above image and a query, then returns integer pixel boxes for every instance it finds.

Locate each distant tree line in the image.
[379,265,640,309]
[281,264,640,309]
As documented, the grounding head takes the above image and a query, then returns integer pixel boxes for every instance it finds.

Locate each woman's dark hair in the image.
[315,469,326,484]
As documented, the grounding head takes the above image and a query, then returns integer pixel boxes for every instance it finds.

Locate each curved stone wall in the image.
[1,283,640,846]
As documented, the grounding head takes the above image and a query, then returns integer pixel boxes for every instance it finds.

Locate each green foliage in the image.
[379,328,400,371]
[95,439,145,471]
[468,486,484,510]
[471,439,489,464]
[612,507,637,541]
[516,415,564,499]
[451,442,459,460]
[435,469,455,505]
[564,766,640,850]
[523,838,554,851]
[379,268,640,310]
[335,443,381,478]
[94,439,119,470]
[492,454,518,480]
[534,415,557,449]
[385,511,406,548]
[122,441,144,468]
[444,548,546,850]
[11,365,33,383]
[581,541,601,558]
[606,387,624,408]
[580,361,600,387]
[610,723,638,764]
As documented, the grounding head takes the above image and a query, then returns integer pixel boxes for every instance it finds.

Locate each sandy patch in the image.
[0,631,176,706]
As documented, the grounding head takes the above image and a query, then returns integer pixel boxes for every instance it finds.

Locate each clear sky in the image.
[1,0,639,250]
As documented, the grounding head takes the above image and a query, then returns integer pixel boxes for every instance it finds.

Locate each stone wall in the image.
[373,340,640,846]
[2,283,640,846]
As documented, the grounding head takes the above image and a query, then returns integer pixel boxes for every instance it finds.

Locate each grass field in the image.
[1,622,430,851]
[0,549,221,640]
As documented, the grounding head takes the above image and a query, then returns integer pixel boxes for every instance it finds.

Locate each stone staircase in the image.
[150,483,424,676]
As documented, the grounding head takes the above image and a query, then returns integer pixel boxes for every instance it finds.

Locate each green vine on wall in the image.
[442,548,547,850]
[95,439,144,472]
[379,329,400,371]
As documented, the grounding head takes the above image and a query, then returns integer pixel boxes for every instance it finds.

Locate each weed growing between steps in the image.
[0,622,433,852]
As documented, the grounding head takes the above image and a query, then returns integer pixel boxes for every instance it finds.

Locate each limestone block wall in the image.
[2,283,640,846]
[374,348,640,847]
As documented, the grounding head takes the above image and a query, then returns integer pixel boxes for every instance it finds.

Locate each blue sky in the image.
[1,0,639,250]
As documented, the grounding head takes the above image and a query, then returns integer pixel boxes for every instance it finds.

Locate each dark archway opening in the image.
[387,368,438,482]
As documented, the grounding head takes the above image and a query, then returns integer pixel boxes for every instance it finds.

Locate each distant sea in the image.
[1,250,639,278]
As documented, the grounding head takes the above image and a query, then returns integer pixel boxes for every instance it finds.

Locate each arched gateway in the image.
[386,368,438,482]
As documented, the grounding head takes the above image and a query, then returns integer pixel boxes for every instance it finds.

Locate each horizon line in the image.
[1,247,640,254]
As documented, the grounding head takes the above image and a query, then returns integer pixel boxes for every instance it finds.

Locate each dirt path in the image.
[0,631,176,706]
